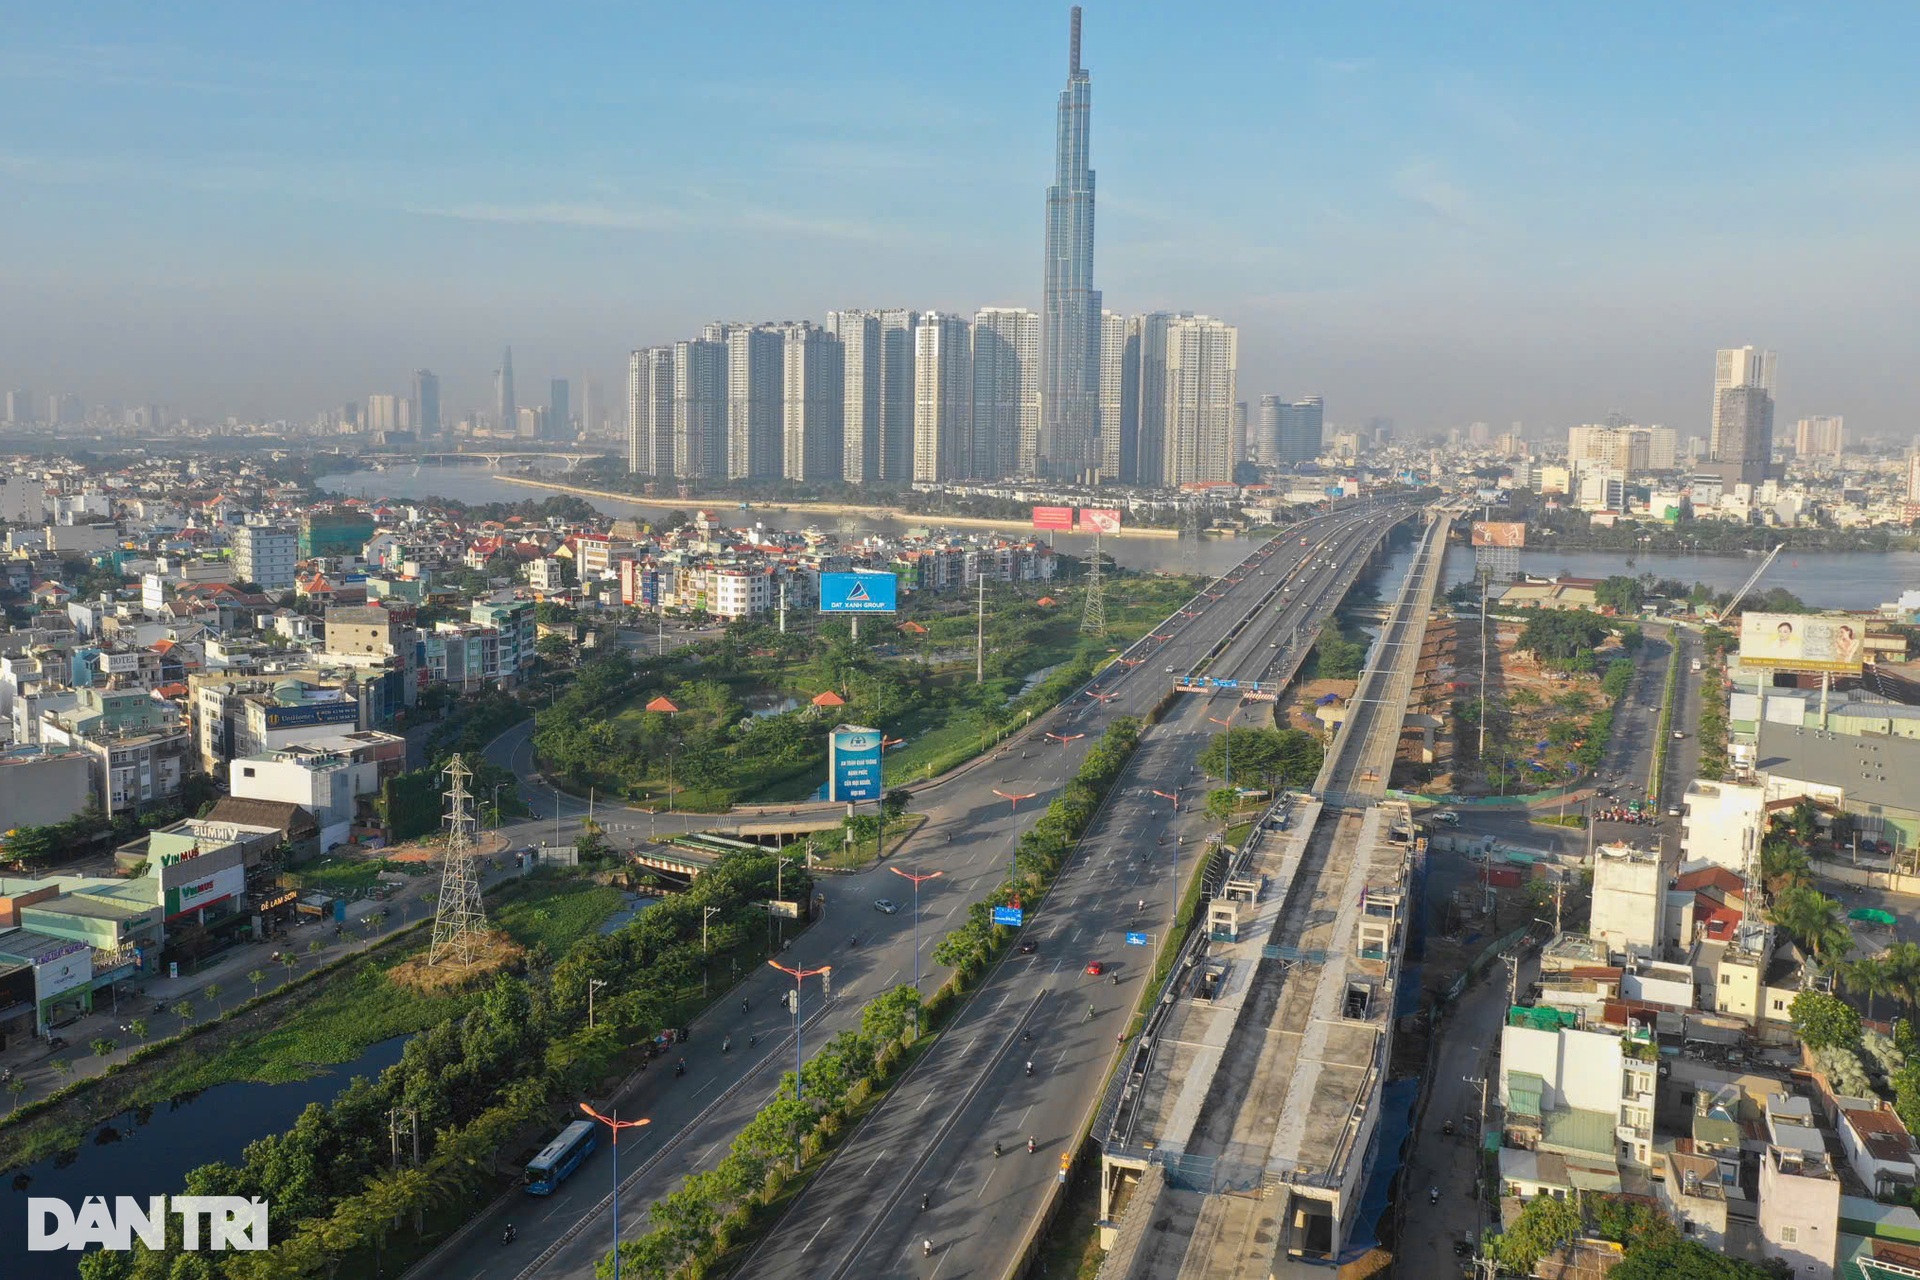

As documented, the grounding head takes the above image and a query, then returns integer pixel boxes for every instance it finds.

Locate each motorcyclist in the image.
[1025,1059,1034,1075]
[923,1240,933,1258]
[1027,1136,1036,1153]
[503,1224,517,1245]
[920,1192,931,1212]
[993,1140,1003,1157]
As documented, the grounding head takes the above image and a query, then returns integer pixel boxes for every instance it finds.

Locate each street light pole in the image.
[701,906,721,996]
[768,959,831,1105]
[890,866,944,1030]
[578,1104,649,1280]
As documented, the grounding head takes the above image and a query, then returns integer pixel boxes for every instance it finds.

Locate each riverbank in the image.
[494,473,1183,538]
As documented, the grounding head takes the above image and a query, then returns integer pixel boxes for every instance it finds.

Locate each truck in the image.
[1691,657,1703,673]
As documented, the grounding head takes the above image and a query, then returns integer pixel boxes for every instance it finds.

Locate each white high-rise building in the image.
[828,310,882,483]
[1158,315,1238,486]
[971,306,1040,480]
[233,525,298,591]
[1794,415,1844,459]
[878,308,919,483]
[673,339,727,480]
[627,347,674,476]
[783,325,845,483]
[913,313,973,483]
[1098,310,1138,482]
[364,394,399,434]
[725,324,786,480]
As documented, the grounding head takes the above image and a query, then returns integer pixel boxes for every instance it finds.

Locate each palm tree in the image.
[1843,956,1896,1020]
[247,968,266,998]
[281,952,298,978]
[204,982,223,1015]
[5,1077,25,1112]
[172,999,194,1026]
[1885,942,1920,1011]
[1771,886,1854,964]
[49,1058,71,1084]
[127,1018,148,1046]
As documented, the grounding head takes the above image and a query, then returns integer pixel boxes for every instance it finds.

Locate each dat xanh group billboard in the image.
[1031,506,1075,532]
[1738,612,1866,674]
[818,571,898,613]
[1077,508,1123,534]
[828,725,883,803]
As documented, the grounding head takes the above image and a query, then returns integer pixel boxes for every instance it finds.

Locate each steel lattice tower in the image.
[1080,533,1107,637]
[428,755,487,966]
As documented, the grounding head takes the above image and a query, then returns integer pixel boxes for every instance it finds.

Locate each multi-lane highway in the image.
[733,512,1416,1280]
[421,504,1410,1280]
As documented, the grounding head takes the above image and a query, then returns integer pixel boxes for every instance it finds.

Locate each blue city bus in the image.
[525,1120,598,1195]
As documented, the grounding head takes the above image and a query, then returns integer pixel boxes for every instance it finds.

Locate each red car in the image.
[1086,961,1104,976]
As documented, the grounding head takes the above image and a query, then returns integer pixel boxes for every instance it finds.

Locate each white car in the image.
[873,899,900,914]
[1434,810,1461,825]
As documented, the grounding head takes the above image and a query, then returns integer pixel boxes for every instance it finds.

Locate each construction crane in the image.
[1709,543,1784,625]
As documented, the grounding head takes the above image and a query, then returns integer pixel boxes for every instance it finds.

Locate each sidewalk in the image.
[0,855,528,1118]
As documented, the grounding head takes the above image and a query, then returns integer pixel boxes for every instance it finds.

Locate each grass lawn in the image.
[293,857,413,897]
[492,878,630,953]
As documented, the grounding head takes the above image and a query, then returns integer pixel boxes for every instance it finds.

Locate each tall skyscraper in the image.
[1133,313,1172,484]
[1040,6,1100,480]
[783,325,845,482]
[725,324,786,480]
[878,308,919,483]
[494,347,515,434]
[913,312,973,483]
[971,306,1040,480]
[1230,401,1249,467]
[1795,415,1844,459]
[1711,346,1777,485]
[1097,310,1139,482]
[549,378,570,441]
[673,339,727,479]
[411,370,441,437]
[628,348,676,475]
[828,310,883,483]
[1159,315,1239,486]
[5,389,34,425]
[1277,398,1324,464]
[1256,395,1282,466]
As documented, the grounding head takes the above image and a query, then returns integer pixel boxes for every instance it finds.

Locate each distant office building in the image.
[828,310,882,483]
[55,393,84,425]
[517,406,544,439]
[233,525,298,591]
[5,389,34,425]
[1230,401,1248,466]
[1795,415,1843,459]
[1712,386,1775,486]
[1158,315,1239,487]
[1040,7,1101,480]
[725,324,786,480]
[494,346,516,434]
[1908,453,1920,503]
[1098,310,1140,482]
[971,306,1040,480]
[1647,426,1678,470]
[549,378,570,441]
[627,347,674,476]
[1277,397,1324,466]
[411,370,441,437]
[1256,395,1282,467]
[782,325,844,482]
[365,394,399,434]
[673,339,727,480]
[914,312,973,482]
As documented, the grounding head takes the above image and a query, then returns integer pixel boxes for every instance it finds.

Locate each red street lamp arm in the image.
[890,867,945,886]
[768,959,832,981]
[578,1102,651,1139]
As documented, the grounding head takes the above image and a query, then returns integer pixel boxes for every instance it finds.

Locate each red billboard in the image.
[1032,506,1074,531]
[1077,508,1123,534]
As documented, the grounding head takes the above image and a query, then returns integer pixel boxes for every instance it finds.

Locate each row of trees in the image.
[77,852,809,1279]
[1493,1191,1781,1278]
[604,715,1147,1276]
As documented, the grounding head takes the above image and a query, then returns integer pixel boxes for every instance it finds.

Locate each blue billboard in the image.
[819,571,898,613]
[828,725,883,802]
[992,906,1025,927]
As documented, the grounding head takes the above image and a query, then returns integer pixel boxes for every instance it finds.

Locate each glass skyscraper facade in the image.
[1041,6,1100,481]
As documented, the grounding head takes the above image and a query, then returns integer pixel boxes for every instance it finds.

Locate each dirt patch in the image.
[1273,677,1358,736]
[383,832,507,865]
[389,929,526,994]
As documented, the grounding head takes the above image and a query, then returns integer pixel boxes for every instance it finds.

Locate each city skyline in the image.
[2,4,1914,435]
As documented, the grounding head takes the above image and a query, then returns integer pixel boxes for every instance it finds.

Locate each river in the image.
[6,1036,409,1280]
[318,466,1920,610]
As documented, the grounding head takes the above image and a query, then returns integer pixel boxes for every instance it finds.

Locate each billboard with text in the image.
[1077,508,1123,534]
[1470,521,1527,548]
[819,571,898,613]
[1738,612,1865,674]
[1032,506,1074,532]
[828,725,883,802]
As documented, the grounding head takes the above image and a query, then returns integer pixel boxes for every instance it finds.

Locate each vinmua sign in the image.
[28,1196,270,1251]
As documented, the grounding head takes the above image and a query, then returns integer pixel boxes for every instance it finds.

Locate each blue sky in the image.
[3,1,1915,438]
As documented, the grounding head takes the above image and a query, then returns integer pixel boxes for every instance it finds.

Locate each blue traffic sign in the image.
[1125,931,1148,946]
[992,906,1025,927]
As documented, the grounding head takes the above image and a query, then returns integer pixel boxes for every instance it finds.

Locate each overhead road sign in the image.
[992,906,1025,927]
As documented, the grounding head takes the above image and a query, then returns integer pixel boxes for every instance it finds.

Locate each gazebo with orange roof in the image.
[810,690,846,709]
[644,696,680,714]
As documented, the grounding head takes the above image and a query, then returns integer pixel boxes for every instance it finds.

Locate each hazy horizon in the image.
[3,2,1915,438]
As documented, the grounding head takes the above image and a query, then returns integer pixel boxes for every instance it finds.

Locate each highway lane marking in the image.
[802,1216,834,1252]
